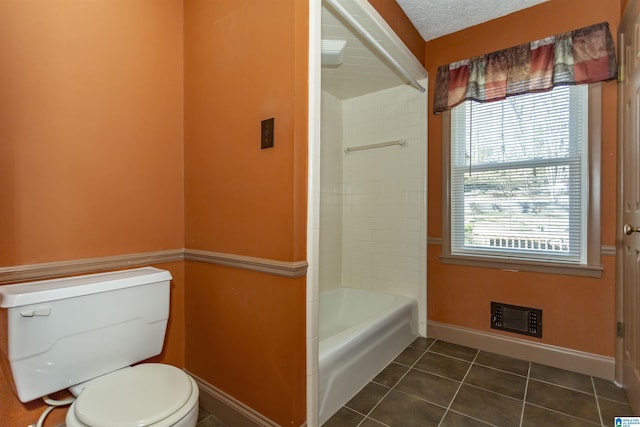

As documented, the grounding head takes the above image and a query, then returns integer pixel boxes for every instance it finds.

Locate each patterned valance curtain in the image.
[433,22,618,114]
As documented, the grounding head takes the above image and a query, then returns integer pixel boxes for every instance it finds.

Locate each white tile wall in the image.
[319,80,428,335]
[307,7,321,423]
[319,90,343,293]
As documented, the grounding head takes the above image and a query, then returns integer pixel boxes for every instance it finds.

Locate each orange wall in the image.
[0,1,185,425]
[149,262,187,368]
[183,0,308,425]
[0,0,185,266]
[185,263,306,425]
[369,0,425,63]
[184,0,307,262]
[425,0,621,357]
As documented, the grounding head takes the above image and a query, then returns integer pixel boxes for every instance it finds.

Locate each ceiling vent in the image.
[321,39,347,66]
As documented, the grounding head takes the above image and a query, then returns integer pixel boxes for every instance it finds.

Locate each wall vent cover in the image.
[491,302,542,338]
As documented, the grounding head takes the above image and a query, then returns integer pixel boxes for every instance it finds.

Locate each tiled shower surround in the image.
[320,80,428,334]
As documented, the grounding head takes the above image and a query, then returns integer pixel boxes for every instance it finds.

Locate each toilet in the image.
[0,267,199,427]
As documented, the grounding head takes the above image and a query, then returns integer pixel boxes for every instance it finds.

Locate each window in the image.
[441,85,603,277]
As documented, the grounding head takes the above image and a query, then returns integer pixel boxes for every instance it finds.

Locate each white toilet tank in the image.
[0,267,172,402]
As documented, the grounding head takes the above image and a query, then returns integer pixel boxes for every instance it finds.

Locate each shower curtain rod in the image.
[324,0,426,93]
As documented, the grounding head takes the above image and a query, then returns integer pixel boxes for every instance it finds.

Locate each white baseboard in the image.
[427,320,615,380]
[188,370,307,427]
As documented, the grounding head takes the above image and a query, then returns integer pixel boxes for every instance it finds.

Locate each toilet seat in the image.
[66,364,199,427]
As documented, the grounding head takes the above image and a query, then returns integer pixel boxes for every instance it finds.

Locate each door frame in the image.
[617,1,640,411]
[616,1,627,388]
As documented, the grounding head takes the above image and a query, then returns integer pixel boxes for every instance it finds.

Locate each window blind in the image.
[450,85,588,263]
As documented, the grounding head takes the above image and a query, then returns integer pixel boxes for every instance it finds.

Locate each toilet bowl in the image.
[65,364,199,427]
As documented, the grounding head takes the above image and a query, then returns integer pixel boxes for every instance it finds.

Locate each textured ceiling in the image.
[396,0,549,41]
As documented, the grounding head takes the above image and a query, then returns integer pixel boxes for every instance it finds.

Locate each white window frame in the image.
[440,83,603,277]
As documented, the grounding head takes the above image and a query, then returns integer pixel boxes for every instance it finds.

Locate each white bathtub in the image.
[318,287,418,424]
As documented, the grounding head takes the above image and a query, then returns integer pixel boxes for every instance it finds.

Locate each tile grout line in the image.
[428,350,481,365]
[436,344,479,427]
[352,380,394,427]
[354,338,435,427]
[472,362,529,379]
[524,402,602,426]
[460,380,530,403]
[523,374,605,425]
[354,385,392,427]
[518,362,532,427]
[598,394,632,405]
[591,376,605,427]
[528,377,599,396]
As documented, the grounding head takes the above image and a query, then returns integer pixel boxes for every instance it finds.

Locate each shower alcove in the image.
[307,0,428,425]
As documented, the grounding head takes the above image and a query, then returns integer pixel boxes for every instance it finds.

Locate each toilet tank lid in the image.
[0,267,172,308]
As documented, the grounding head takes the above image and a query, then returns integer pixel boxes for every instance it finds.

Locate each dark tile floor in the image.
[324,337,634,427]
[197,407,227,427]
[196,337,634,427]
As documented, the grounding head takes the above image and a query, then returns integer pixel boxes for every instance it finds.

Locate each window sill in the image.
[439,253,603,278]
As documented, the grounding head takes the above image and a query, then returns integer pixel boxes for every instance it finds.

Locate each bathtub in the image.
[318,287,418,424]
